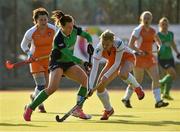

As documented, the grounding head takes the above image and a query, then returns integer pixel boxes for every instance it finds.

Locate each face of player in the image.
[36,15,48,27]
[62,22,74,36]
[102,40,113,51]
[160,20,168,31]
[142,14,152,26]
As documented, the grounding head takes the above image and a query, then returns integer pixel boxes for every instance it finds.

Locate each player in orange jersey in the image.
[88,30,145,120]
[21,8,56,113]
[122,11,169,108]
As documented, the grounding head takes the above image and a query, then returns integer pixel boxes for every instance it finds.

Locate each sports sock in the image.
[29,90,49,110]
[97,89,112,111]
[164,77,173,95]
[159,74,172,84]
[123,73,140,88]
[123,86,133,100]
[77,86,87,107]
[153,88,161,103]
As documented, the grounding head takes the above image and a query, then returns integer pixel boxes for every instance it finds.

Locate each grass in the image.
[0,89,180,132]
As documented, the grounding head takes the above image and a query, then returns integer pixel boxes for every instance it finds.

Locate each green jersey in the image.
[158,31,174,59]
[52,25,92,64]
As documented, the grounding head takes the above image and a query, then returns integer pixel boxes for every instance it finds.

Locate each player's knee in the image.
[34,75,46,88]
[46,87,57,95]
[119,72,129,80]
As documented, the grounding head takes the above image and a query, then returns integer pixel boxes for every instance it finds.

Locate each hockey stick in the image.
[56,54,92,122]
[134,50,158,56]
[5,55,49,70]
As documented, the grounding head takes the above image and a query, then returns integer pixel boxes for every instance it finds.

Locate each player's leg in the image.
[119,61,144,100]
[122,66,144,107]
[23,68,64,121]
[146,65,169,108]
[161,67,176,100]
[64,65,91,119]
[31,72,47,113]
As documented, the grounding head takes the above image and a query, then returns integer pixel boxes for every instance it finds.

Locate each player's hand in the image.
[177,53,180,59]
[87,44,94,55]
[134,50,147,56]
[26,51,35,62]
[84,61,92,73]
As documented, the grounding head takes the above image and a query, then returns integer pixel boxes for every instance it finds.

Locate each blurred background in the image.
[0,0,180,90]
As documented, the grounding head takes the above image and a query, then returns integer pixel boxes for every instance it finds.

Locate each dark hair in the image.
[51,10,73,27]
[33,7,49,24]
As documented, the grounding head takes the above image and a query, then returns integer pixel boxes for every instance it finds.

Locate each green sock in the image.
[29,90,49,110]
[77,86,87,107]
[159,74,172,84]
[160,83,165,94]
[164,76,173,96]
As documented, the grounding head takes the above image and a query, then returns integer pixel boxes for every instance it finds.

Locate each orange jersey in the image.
[93,38,135,77]
[132,25,157,68]
[21,23,56,73]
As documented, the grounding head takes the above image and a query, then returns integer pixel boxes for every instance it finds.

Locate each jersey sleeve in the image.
[74,25,93,43]
[132,25,142,38]
[89,57,100,89]
[20,29,33,52]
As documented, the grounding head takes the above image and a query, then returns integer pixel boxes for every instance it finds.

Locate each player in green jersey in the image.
[158,17,180,100]
[23,10,94,121]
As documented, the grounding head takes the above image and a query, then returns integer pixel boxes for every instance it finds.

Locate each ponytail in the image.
[51,10,73,27]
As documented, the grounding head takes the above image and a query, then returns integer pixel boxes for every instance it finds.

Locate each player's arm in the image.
[60,48,82,64]
[20,30,33,57]
[89,57,100,90]
[171,33,180,59]
[154,34,162,51]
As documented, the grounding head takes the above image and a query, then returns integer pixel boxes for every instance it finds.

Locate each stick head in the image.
[5,60,14,69]
[55,115,64,122]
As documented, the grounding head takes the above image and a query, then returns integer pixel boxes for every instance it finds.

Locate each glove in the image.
[87,44,94,55]
[84,61,92,73]
[177,53,180,59]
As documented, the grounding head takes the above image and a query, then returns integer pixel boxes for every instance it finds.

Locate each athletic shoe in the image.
[134,87,145,100]
[155,100,169,108]
[100,108,114,120]
[30,94,46,113]
[38,105,46,113]
[23,105,33,121]
[72,106,91,119]
[162,95,174,100]
[121,99,132,108]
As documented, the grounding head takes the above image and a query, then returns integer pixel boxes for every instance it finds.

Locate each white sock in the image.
[124,73,140,88]
[33,86,40,97]
[153,88,161,103]
[97,89,112,111]
[123,86,133,100]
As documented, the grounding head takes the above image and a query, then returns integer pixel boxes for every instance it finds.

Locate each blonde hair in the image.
[158,17,169,31]
[99,29,115,42]
[140,11,152,24]
[159,17,169,25]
